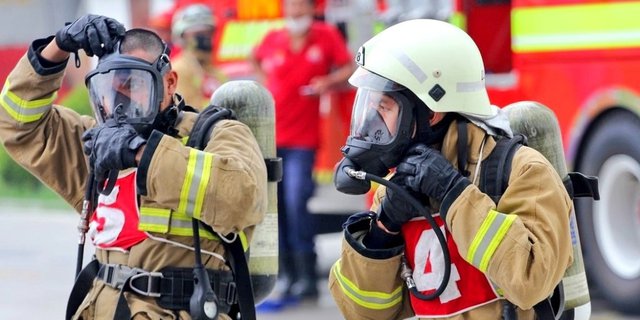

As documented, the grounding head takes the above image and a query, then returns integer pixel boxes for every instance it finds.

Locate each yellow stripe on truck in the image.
[512,2,640,52]
[217,19,284,61]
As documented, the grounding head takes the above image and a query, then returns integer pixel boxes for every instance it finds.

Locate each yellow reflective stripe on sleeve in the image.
[0,81,54,123]
[239,231,248,252]
[491,281,505,297]
[179,149,198,214]
[331,259,403,310]
[139,207,171,233]
[178,149,213,219]
[194,153,213,219]
[512,2,640,52]
[139,207,219,240]
[466,210,517,272]
[181,136,189,145]
[169,210,219,240]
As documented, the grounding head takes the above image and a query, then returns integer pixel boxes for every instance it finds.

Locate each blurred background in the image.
[1,0,640,319]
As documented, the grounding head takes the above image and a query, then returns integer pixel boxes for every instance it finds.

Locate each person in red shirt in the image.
[250,0,354,308]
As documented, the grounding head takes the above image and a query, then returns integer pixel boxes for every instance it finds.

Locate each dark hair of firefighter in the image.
[120,28,180,137]
[120,28,168,63]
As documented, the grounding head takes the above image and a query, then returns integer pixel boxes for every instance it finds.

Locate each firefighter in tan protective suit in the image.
[171,4,228,111]
[329,19,573,319]
[0,15,266,320]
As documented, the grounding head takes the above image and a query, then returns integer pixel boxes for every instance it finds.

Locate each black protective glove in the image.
[378,173,428,233]
[395,144,471,219]
[55,14,125,57]
[82,120,146,180]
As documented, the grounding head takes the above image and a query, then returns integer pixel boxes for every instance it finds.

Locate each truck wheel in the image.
[575,110,640,314]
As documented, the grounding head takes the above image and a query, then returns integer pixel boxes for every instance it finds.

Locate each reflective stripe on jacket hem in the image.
[331,259,403,310]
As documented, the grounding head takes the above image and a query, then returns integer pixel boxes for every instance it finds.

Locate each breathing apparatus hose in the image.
[190,220,219,320]
[76,171,96,278]
[343,167,452,301]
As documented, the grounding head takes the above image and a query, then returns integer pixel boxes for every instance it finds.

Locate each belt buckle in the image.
[103,264,132,289]
[130,270,164,298]
[225,282,237,305]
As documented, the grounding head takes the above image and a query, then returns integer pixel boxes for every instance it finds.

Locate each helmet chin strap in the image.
[410,90,454,147]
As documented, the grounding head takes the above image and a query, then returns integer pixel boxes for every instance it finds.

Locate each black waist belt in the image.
[97,263,238,313]
[65,259,238,320]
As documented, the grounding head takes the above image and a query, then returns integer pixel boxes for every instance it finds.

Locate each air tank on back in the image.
[210,80,279,303]
[503,101,591,320]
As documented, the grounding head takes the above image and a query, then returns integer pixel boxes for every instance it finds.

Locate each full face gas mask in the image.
[85,40,171,138]
[335,68,417,194]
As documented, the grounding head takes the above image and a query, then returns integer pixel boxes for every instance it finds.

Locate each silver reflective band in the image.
[457,80,485,93]
[390,47,428,83]
[0,94,50,116]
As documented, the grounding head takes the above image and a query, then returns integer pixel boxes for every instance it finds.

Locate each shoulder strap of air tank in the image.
[479,133,526,203]
[198,221,256,320]
[185,105,237,150]
[66,258,100,320]
[479,133,564,320]
[185,105,256,320]
[186,104,283,183]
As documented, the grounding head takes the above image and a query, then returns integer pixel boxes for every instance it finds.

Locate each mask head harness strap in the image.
[343,89,416,177]
[85,35,174,137]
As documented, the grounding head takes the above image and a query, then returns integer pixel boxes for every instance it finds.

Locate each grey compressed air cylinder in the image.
[210,80,278,304]
[503,101,591,315]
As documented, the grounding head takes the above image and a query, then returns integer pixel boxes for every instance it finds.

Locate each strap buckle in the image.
[129,271,164,298]
[102,264,137,289]
[225,281,237,305]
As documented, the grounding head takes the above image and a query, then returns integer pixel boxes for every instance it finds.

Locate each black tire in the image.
[575,110,640,315]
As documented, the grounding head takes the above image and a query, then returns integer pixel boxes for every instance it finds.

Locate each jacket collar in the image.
[441,119,497,168]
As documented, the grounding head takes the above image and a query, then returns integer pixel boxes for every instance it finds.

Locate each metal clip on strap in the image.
[129,271,165,298]
[99,263,164,295]
[223,281,237,305]
[100,264,139,289]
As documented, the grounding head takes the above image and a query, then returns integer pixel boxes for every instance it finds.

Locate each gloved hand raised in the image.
[82,119,146,180]
[395,144,471,217]
[378,173,429,233]
[55,14,125,57]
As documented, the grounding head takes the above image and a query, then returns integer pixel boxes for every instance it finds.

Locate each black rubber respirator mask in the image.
[85,41,171,137]
[335,68,416,194]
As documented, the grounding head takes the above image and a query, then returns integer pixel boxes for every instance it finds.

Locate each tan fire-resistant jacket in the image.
[329,120,573,320]
[0,42,267,320]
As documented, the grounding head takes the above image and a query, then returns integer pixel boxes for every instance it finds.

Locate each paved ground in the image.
[1,191,639,319]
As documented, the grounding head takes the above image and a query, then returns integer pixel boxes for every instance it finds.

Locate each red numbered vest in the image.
[87,170,147,251]
[401,215,501,317]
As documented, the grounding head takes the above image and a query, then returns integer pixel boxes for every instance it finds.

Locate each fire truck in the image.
[1,0,639,314]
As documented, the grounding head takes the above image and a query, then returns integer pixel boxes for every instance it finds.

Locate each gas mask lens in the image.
[350,88,402,145]
[87,69,155,124]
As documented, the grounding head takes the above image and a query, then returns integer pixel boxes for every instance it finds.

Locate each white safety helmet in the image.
[351,19,492,116]
[171,4,215,40]
[341,19,491,177]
